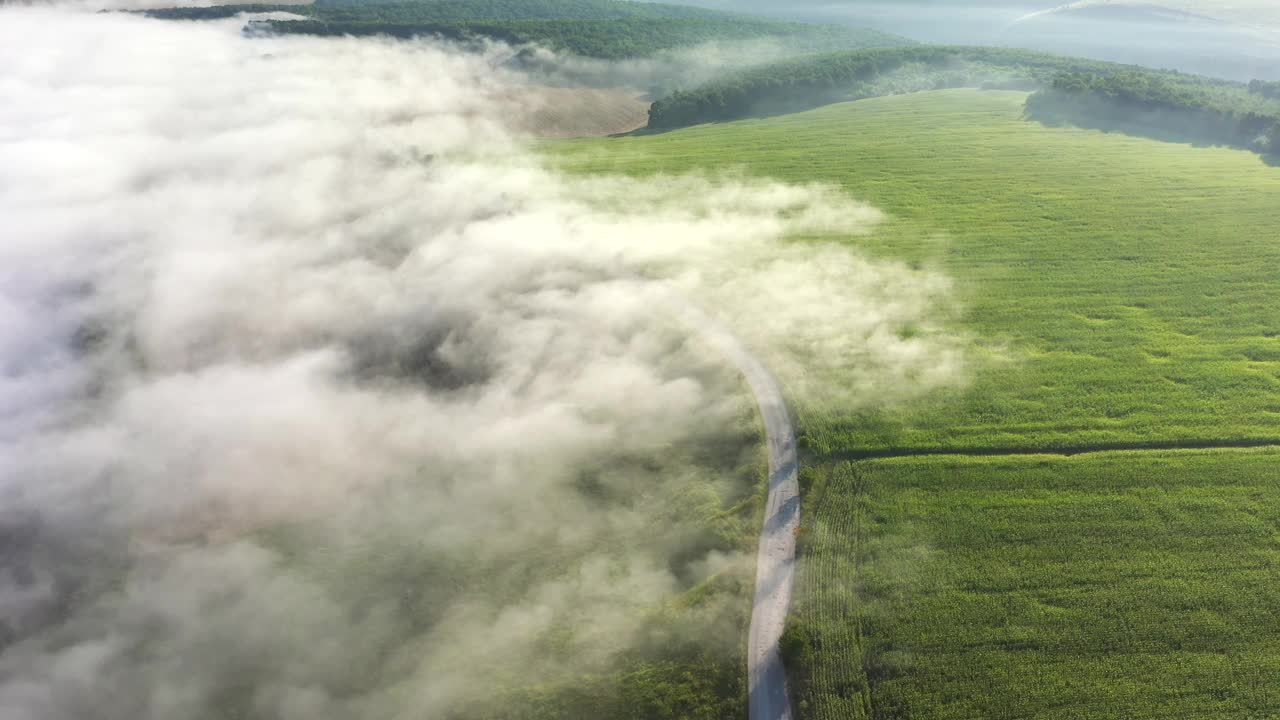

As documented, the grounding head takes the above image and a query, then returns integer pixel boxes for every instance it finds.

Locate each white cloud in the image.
[0,8,967,719]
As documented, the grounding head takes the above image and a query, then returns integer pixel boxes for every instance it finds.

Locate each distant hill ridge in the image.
[1013,1,1224,26]
[647,44,1280,153]
[143,0,913,60]
[306,0,757,20]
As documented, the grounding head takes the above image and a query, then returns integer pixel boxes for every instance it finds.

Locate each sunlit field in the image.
[558,89,1280,454]
[557,88,1280,718]
[17,2,1280,718]
[790,451,1280,719]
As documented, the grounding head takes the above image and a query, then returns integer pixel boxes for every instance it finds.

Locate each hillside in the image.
[21,4,1280,720]
[145,0,760,22]
[508,86,649,136]
[646,45,1280,157]
[144,0,912,60]
[556,87,1280,718]
[646,45,1125,128]
[565,87,1280,454]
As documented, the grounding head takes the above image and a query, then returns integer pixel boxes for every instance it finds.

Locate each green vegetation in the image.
[307,0,751,21]
[144,0,909,60]
[1028,72,1280,154]
[124,4,1280,716]
[561,89,1280,453]
[787,451,1280,719]
[141,3,293,20]
[647,46,1113,128]
[557,89,1280,718]
[144,0,746,22]
[1251,79,1280,101]
[264,18,901,60]
[646,46,1273,137]
[251,395,767,720]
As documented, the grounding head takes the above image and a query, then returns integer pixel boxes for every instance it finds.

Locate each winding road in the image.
[677,304,799,720]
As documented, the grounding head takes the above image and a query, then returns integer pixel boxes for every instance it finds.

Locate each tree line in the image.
[1250,80,1280,101]
[646,45,1280,157]
[144,0,739,22]
[305,0,745,21]
[646,46,1145,129]
[1027,72,1280,154]
[143,0,910,60]
[260,17,907,60]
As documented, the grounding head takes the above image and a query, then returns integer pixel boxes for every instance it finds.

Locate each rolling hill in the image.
[130,4,1280,715]
[144,0,913,60]
[646,45,1280,158]
[557,86,1280,719]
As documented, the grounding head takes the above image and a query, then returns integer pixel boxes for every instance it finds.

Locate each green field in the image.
[557,89,1280,718]
[647,45,1280,133]
[790,451,1280,720]
[560,90,1280,454]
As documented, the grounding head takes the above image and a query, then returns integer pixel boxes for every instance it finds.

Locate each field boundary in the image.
[812,438,1280,464]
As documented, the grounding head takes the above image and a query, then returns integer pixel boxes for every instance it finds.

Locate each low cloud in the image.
[510,37,833,97]
[0,8,967,719]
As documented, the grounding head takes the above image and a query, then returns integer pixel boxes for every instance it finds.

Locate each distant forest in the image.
[646,46,1165,127]
[142,1,1280,153]
[144,0,748,22]
[1027,72,1280,154]
[646,45,1280,154]
[1250,80,1280,101]
[260,18,906,59]
[143,0,910,60]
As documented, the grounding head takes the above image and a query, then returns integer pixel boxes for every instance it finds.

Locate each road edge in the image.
[676,303,799,720]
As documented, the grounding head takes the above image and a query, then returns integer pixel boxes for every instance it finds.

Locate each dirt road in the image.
[678,305,798,720]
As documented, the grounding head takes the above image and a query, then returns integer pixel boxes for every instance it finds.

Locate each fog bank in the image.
[677,0,1280,81]
[0,8,967,718]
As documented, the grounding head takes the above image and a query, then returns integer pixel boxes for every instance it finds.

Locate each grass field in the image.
[555,89,1280,718]
[558,90,1280,454]
[790,451,1280,720]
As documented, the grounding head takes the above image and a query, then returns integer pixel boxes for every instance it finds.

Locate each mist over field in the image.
[512,37,844,97]
[0,6,967,718]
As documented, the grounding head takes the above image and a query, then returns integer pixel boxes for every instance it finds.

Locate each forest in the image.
[143,0,909,60]
[646,44,1280,153]
[1027,72,1280,154]
[1251,80,1280,101]
[647,46,1138,128]
[143,0,738,22]
[305,0,740,20]
[262,18,904,59]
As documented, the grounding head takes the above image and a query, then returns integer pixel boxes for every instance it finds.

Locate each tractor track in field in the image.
[664,311,1280,720]
[815,438,1280,464]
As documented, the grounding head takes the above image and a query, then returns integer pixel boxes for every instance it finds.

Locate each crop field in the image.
[789,451,1280,720]
[555,89,1280,717]
[557,90,1280,454]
